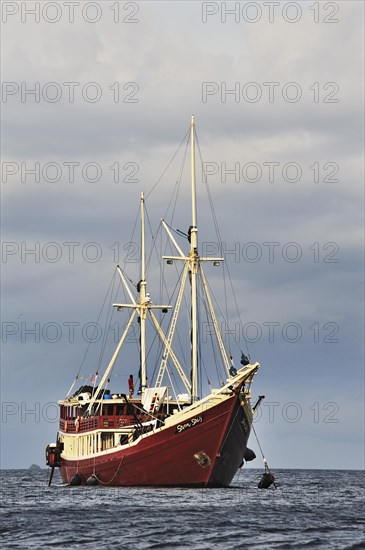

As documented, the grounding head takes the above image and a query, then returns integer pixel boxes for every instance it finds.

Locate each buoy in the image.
[258,472,275,489]
[86,475,98,486]
[250,420,277,490]
[70,474,82,486]
[244,448,256,462]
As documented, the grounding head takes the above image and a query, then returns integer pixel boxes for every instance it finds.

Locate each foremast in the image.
[85,193,171,414]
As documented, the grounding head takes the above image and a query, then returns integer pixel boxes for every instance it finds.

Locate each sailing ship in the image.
[46,117,261,487]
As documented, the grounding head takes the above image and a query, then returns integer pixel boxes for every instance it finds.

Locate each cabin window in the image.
[117,404,126,415]
[120,434,128,445]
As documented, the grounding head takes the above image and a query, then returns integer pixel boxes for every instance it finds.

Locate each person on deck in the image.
[229,355,237,377]
[137,367,142,395]
[240,353,250,366]
[128,374,134,398]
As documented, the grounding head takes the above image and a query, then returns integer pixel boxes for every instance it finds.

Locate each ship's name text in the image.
[176,416,204,434]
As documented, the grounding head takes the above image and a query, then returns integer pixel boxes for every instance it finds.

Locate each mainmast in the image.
[139,192,147,395]
[191,115,198,232]
[160,116,229,401]
[190,115,199,402]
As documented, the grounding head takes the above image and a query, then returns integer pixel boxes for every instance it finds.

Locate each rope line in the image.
[93,455,125,485]
[146,127,190,199]
[251,422,277,488]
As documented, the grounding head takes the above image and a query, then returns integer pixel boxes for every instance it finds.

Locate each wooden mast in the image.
[190,115,199,402]
[139,192,147,395]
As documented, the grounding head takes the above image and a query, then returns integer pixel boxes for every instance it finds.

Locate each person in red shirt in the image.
[128,374,134,398]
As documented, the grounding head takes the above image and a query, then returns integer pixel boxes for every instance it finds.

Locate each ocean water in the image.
[0,469,364,549]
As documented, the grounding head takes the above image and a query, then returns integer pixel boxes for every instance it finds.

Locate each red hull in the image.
[59,394,251,487]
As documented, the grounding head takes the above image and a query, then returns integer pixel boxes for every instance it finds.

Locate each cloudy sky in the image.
[1,1,364,470]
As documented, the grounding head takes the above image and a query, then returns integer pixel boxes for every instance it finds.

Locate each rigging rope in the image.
[196,134,251,360]
[93,455,125,485]
[198,277,225,386]
[251,422,277,488]
[96,271,118,373]
[65,270,119,398]
[146,127,190,199]
[163,133,189,224]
